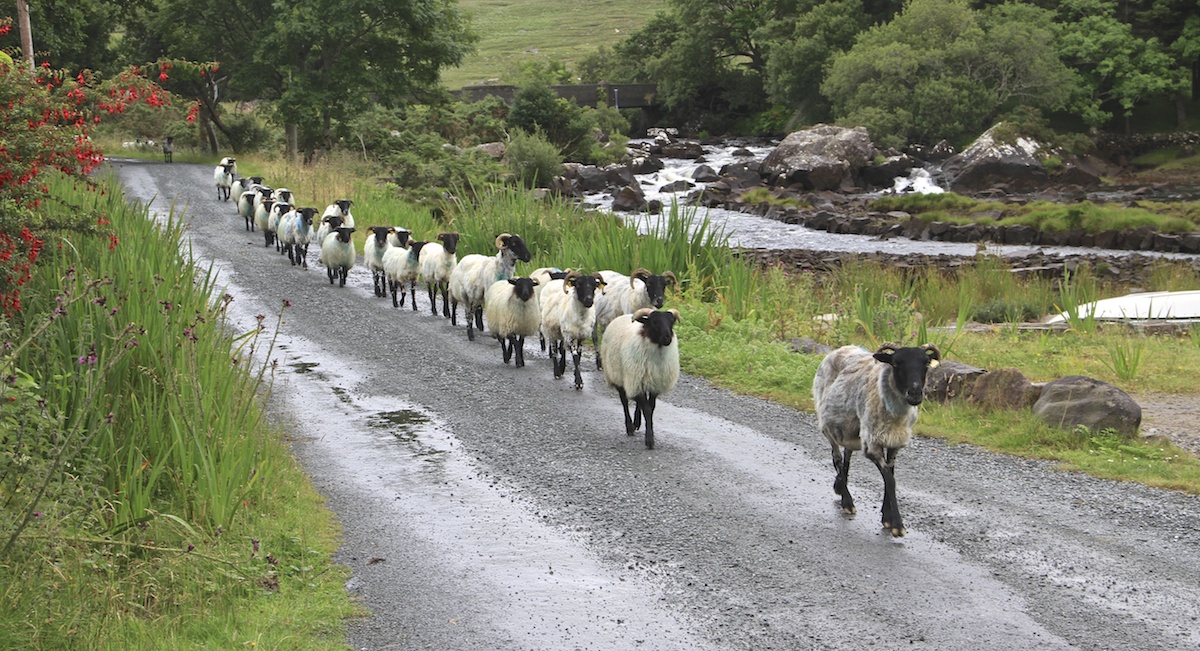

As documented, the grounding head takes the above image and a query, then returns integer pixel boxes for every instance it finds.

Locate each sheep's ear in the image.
[530,278,540,286]
[923,343,942,367]
[508,278,519,286]
[668,308,680,322]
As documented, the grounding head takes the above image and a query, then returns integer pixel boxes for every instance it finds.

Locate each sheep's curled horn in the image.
[496,233,511,249]
[876,341,941,367]
[631,268,678,287]
[632,307,680,322]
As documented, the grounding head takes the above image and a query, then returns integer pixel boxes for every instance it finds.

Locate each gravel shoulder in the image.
[117,158,1200,651]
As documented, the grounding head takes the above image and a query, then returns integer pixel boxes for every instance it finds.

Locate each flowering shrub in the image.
[0,17,210,318]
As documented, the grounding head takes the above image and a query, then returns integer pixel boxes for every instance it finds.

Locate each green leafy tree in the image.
[763,0,870,123]
[120,0,476,157]
[822,0,1075,147]
[1055,0,1189,132]
[0,0,120,73]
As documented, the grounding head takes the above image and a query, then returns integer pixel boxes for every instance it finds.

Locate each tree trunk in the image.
[286,123,299,161]
[16,0,34,72]
[199,107,219,155]
[1176,89,1188,130]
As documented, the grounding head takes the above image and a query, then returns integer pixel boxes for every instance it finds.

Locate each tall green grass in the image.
[0,172,356,648]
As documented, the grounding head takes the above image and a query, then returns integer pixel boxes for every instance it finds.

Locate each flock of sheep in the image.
[212,157,943,536]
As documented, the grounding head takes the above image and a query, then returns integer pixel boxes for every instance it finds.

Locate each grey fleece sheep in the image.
[812,342,941,537]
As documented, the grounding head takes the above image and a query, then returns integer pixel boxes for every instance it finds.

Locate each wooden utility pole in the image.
[16,0,34,71]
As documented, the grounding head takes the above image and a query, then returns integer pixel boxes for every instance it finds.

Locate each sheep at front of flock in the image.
[539,270,606,390]
[482,277,541,367]
[600,308,681,449]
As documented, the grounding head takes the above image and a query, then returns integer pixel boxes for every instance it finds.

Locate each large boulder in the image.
[611,184,648,212]
[1032,375,1142,438]
[759,124,875,191]
[941,123,1047,193]
[924,360,987,403]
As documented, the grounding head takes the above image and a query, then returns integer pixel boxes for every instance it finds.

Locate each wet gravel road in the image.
[116,159,1200,651]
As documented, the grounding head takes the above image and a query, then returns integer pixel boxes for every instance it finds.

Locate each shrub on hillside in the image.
[506,129,563,188]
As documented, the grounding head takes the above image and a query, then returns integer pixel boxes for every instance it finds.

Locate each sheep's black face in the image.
[440,232,460,254]
[278,190,293,203]
[637,310,677,347]
[257,187,272,199]
[508,277,538,302]
[324,215,344,230]
[571,276,602,308]
[370,227,390,245]
[409,241,428,257]
[334,227,356,243]
[505,235,532,263]
[336,199,353,214]
[300,208,317,226]
[392,230,411,247]
[640,274,675,309]
[875,345,940,406]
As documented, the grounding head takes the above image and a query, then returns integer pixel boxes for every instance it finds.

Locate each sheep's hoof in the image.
[886,525,906,537]
[842,505,856,515]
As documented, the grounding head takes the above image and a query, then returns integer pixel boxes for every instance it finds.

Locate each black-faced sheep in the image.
[363,226,393,297]
[322,199,355,229]
[278,207,319,269]
[383,240,427,309]
[600,308,681,449]
[539,270,606,390]
[419,232,460,318]
[812,342,941,537]
[593,268,677,369]
[319,226,357,287]
[162,136,174,163]
[448,233,532,341]
[530,266,570,351]
[483,277,541,367]
[213,161,235,201]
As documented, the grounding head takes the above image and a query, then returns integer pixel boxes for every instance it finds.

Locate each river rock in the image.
[660,179,695,193]
[861,154,921,188]
[604,164,636,189]
[759,124,875,191]
[611,184,647,212]
[661,141,706,159]
[1032,375,1142,438]
[719,162,765,189]
[476,141,506,159]
[692,164,719,183]
[941,123,1048,194]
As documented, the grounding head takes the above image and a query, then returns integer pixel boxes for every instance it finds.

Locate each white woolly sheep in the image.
[277,207,319,269]
[268,200,293,254]
[213,161,235,201]
[418,232,460,318]
[448,233,532,341]
[593,268,677,369]
[383,240,427,309]
[539,270,606,390]
[218,156,237,177]
[322,199,355,229]
[483,277,541,367]
[319,226,357,287]
[315,213,344,250]
[600,308,681,449]
[362,226,393,298]
[230,175,261,207]
[529,267,570,351]
[162,136,174,163]
[253,197,277,247]
[237,180,265,232]
[812,342,941,537]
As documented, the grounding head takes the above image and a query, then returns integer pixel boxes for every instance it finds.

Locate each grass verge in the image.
[0,171,360,649]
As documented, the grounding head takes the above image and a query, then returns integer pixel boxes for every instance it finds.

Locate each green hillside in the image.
[443,0,665,89]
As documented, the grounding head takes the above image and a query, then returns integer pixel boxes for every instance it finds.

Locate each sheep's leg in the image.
[450,300,458,325]
[327,266,336,285]
[832,445,856,515]
[474,305,484,332]
[868,448,904,537]
[390,280,399,308]
[592,327,602,371]
[501,335,513,364]
[571,341,583,390]
[466,305,476,341]
[640,393,657,449]
[264,230,272,248]
[410,280,420,311]
[616,388,636,435]
[632,396,643,432]
[441,284,451,318]
[427,284,438,315]
[339,267,348,287]
[552,341,566,379]
[514,335,526,367]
